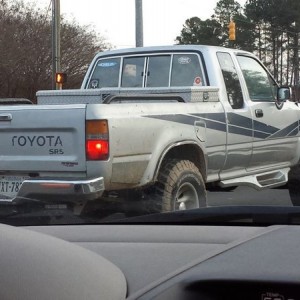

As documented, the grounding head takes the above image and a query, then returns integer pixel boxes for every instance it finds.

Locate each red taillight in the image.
[86,120,109,160]
[86,140,109,160]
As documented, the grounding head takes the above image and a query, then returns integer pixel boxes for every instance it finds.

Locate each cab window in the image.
[88,57,121,89]
[171,54,203,87]
[88,52,206,89]
[217,52,244,109]
[237,55,276,102]
[146,55,171,87]
[121,57,145,87]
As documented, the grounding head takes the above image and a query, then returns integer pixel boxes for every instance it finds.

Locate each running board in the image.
[219,168,290,190]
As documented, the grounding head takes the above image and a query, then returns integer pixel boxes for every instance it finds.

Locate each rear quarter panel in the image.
[86,101,226,189]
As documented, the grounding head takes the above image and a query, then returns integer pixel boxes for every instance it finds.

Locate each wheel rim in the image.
[175,182,199,210]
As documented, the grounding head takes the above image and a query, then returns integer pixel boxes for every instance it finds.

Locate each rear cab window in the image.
[87,58,121,89]
[86,52,206,89]
[171,54,203,86]
[121,57,145,87]
[146,55,171,87]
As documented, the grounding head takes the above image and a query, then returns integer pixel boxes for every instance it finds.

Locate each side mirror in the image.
[277,86,291,102]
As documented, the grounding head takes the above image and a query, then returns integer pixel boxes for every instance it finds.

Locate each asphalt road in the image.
[86,186,294,221]
[207,186,292,207]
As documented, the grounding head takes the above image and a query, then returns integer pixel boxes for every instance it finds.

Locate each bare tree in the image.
[0,0,109,101]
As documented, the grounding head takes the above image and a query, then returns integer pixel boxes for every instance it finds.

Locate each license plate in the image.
[0,176,27,199]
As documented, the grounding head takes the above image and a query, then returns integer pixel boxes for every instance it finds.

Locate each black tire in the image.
[149,159,207,212]
[288,164,300,206]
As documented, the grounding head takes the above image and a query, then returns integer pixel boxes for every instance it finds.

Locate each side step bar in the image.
[219,168,290,190]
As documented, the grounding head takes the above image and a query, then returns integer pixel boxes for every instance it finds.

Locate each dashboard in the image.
[1,223,299,299]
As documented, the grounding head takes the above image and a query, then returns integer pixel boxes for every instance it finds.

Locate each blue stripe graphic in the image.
[144,112,299,140]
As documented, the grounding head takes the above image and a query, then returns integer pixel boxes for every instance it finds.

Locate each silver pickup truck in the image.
[0,45,298,211]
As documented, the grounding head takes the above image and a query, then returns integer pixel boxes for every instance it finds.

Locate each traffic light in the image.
[228,21,236,41]
[55,72,67,84]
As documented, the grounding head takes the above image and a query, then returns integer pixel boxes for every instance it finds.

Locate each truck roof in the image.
[94,44,254,59]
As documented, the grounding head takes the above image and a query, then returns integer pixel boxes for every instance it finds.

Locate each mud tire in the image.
[149,159,207,212]
[288,164,300,206]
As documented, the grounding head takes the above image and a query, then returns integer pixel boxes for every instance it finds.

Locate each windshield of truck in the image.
[0,0,300,227]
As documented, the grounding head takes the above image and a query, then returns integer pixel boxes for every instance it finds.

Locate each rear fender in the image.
[140,141,207,186]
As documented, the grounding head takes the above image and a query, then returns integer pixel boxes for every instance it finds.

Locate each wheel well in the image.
[160,144,207,181]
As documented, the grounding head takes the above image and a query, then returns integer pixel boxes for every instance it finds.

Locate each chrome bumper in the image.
[1,177,104,203]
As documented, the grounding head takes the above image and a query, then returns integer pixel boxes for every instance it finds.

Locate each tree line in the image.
[0,0,109,102]
[1,0,299,101]
[176,0,300,90]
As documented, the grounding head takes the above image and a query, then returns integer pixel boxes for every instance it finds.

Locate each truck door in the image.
[217,52,254,177]
[236,55,300,171]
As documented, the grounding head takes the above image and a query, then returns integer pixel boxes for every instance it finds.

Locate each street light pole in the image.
[52,0,61,90]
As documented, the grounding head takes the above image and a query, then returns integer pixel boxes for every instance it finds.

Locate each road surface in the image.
[208,186,292,206]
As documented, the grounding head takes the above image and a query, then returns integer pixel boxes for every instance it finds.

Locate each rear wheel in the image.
[150,159,207,212]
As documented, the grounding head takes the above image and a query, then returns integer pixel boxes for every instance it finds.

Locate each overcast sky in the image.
[32,0,246,49]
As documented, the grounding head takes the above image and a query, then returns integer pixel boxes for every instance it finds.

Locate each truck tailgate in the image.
[0,105,87,173]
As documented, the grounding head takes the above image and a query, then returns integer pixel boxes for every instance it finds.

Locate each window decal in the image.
[194,76,202,86]
[98,62,118,67]
[178,57,191,64]
[90,79,99,89]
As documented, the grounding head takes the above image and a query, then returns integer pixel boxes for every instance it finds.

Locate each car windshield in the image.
[0,0,300,227]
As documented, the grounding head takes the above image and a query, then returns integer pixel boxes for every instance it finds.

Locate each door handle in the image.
[0,114,12,121]
[255,109,263,118]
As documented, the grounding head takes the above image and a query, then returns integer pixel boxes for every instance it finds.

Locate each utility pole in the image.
[52,0,61,89]
[292,21,299,101]
[135,0,143,47]
[295,30,299,101]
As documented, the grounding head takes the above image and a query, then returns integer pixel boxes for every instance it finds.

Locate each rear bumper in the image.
[0,177,104,203]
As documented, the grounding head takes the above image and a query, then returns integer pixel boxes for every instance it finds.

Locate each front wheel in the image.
[150,159,207,212]
[288,165,300,206]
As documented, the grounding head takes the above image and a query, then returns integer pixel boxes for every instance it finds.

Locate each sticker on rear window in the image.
[90,79,99,89]
[194,76,202,86]
[98,62,118,67]
[178,57,191,64]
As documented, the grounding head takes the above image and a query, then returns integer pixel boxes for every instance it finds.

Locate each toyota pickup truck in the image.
[0,45,298,211]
